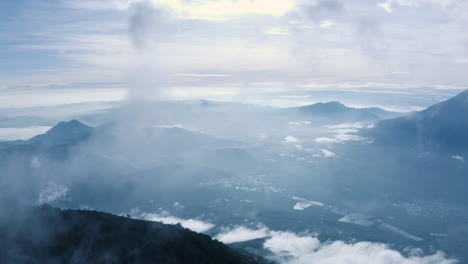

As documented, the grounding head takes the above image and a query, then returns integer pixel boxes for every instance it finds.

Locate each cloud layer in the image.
[131,209,215,233]
[215,225,457,264]
[265,231,457,264]
[3,0,468,95]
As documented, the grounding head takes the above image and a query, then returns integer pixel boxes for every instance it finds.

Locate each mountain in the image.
[361,106,404,120]
[284,101,401,122]
[345,90,468,204]
[294,101,349,113]
[0,202,269,264]
[0,120,93,160]
[366,89,468,151]
[30,119,93,146]
[0,118,235,152]
[95,122,240,156]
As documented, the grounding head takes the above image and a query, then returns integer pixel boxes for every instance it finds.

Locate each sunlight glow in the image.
[154,0,296,20]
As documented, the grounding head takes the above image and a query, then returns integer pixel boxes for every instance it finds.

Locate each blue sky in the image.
[1,0,468,108]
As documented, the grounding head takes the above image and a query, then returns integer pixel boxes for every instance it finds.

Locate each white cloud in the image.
[315,137,340,144]
[451,155,465,163]
[132,209,215,233]
[37,182,69,204]
[326,123,367,129]
[333,128,360,134]
[4,0,468,98]
[334,134,368,142]
[215,226,270,244]
[263,231,457,264]
[315,123,371,145]
[321,148,338,158]
[3,0,468,111]
[288,121,311,126]
[265,231,321,257]
[378,0,423,13]
[155,0,296,20]
[378,0,468,18]
[284,136,300,143]
[379,1,394,13]
[319,20,335,28]
[215,225,456,264]
[63,0,129,11]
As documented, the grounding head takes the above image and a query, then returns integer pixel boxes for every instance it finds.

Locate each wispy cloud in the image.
[315,123,371,145]
[131,209,215,233]
[321,148,338,158]
[215,226,270,243]
[451,155,465,163]
[3,0,468,102]
[171,74,232,77]
[284,135,300,143]
[37,182,69,204]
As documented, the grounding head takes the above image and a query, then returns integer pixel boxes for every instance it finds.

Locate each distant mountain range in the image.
[0,99,404,130]
[0,119,239,161]
[3,89,466,159]
[0,202,268,264]
[0,92,467,263]
[284,101,402,122]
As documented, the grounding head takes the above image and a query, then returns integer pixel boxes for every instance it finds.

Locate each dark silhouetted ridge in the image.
[0,203,269,264]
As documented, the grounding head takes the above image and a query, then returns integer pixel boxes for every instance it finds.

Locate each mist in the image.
[1,0,468,263]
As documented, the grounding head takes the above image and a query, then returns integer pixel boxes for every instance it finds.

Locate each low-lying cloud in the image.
[37,182,69,205]
[215,226,270,244]
[315,123,372,145]
[216,225,458,264]
[265,231,457,264]
[131,209,215,233]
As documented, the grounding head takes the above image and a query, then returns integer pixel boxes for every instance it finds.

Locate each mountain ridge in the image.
[30,119,93,145]
[285,101,402,121]
[0,202,269,264]
[366,89,468,150]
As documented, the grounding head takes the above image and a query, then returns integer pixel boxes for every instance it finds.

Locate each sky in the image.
[1,0,468,108]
